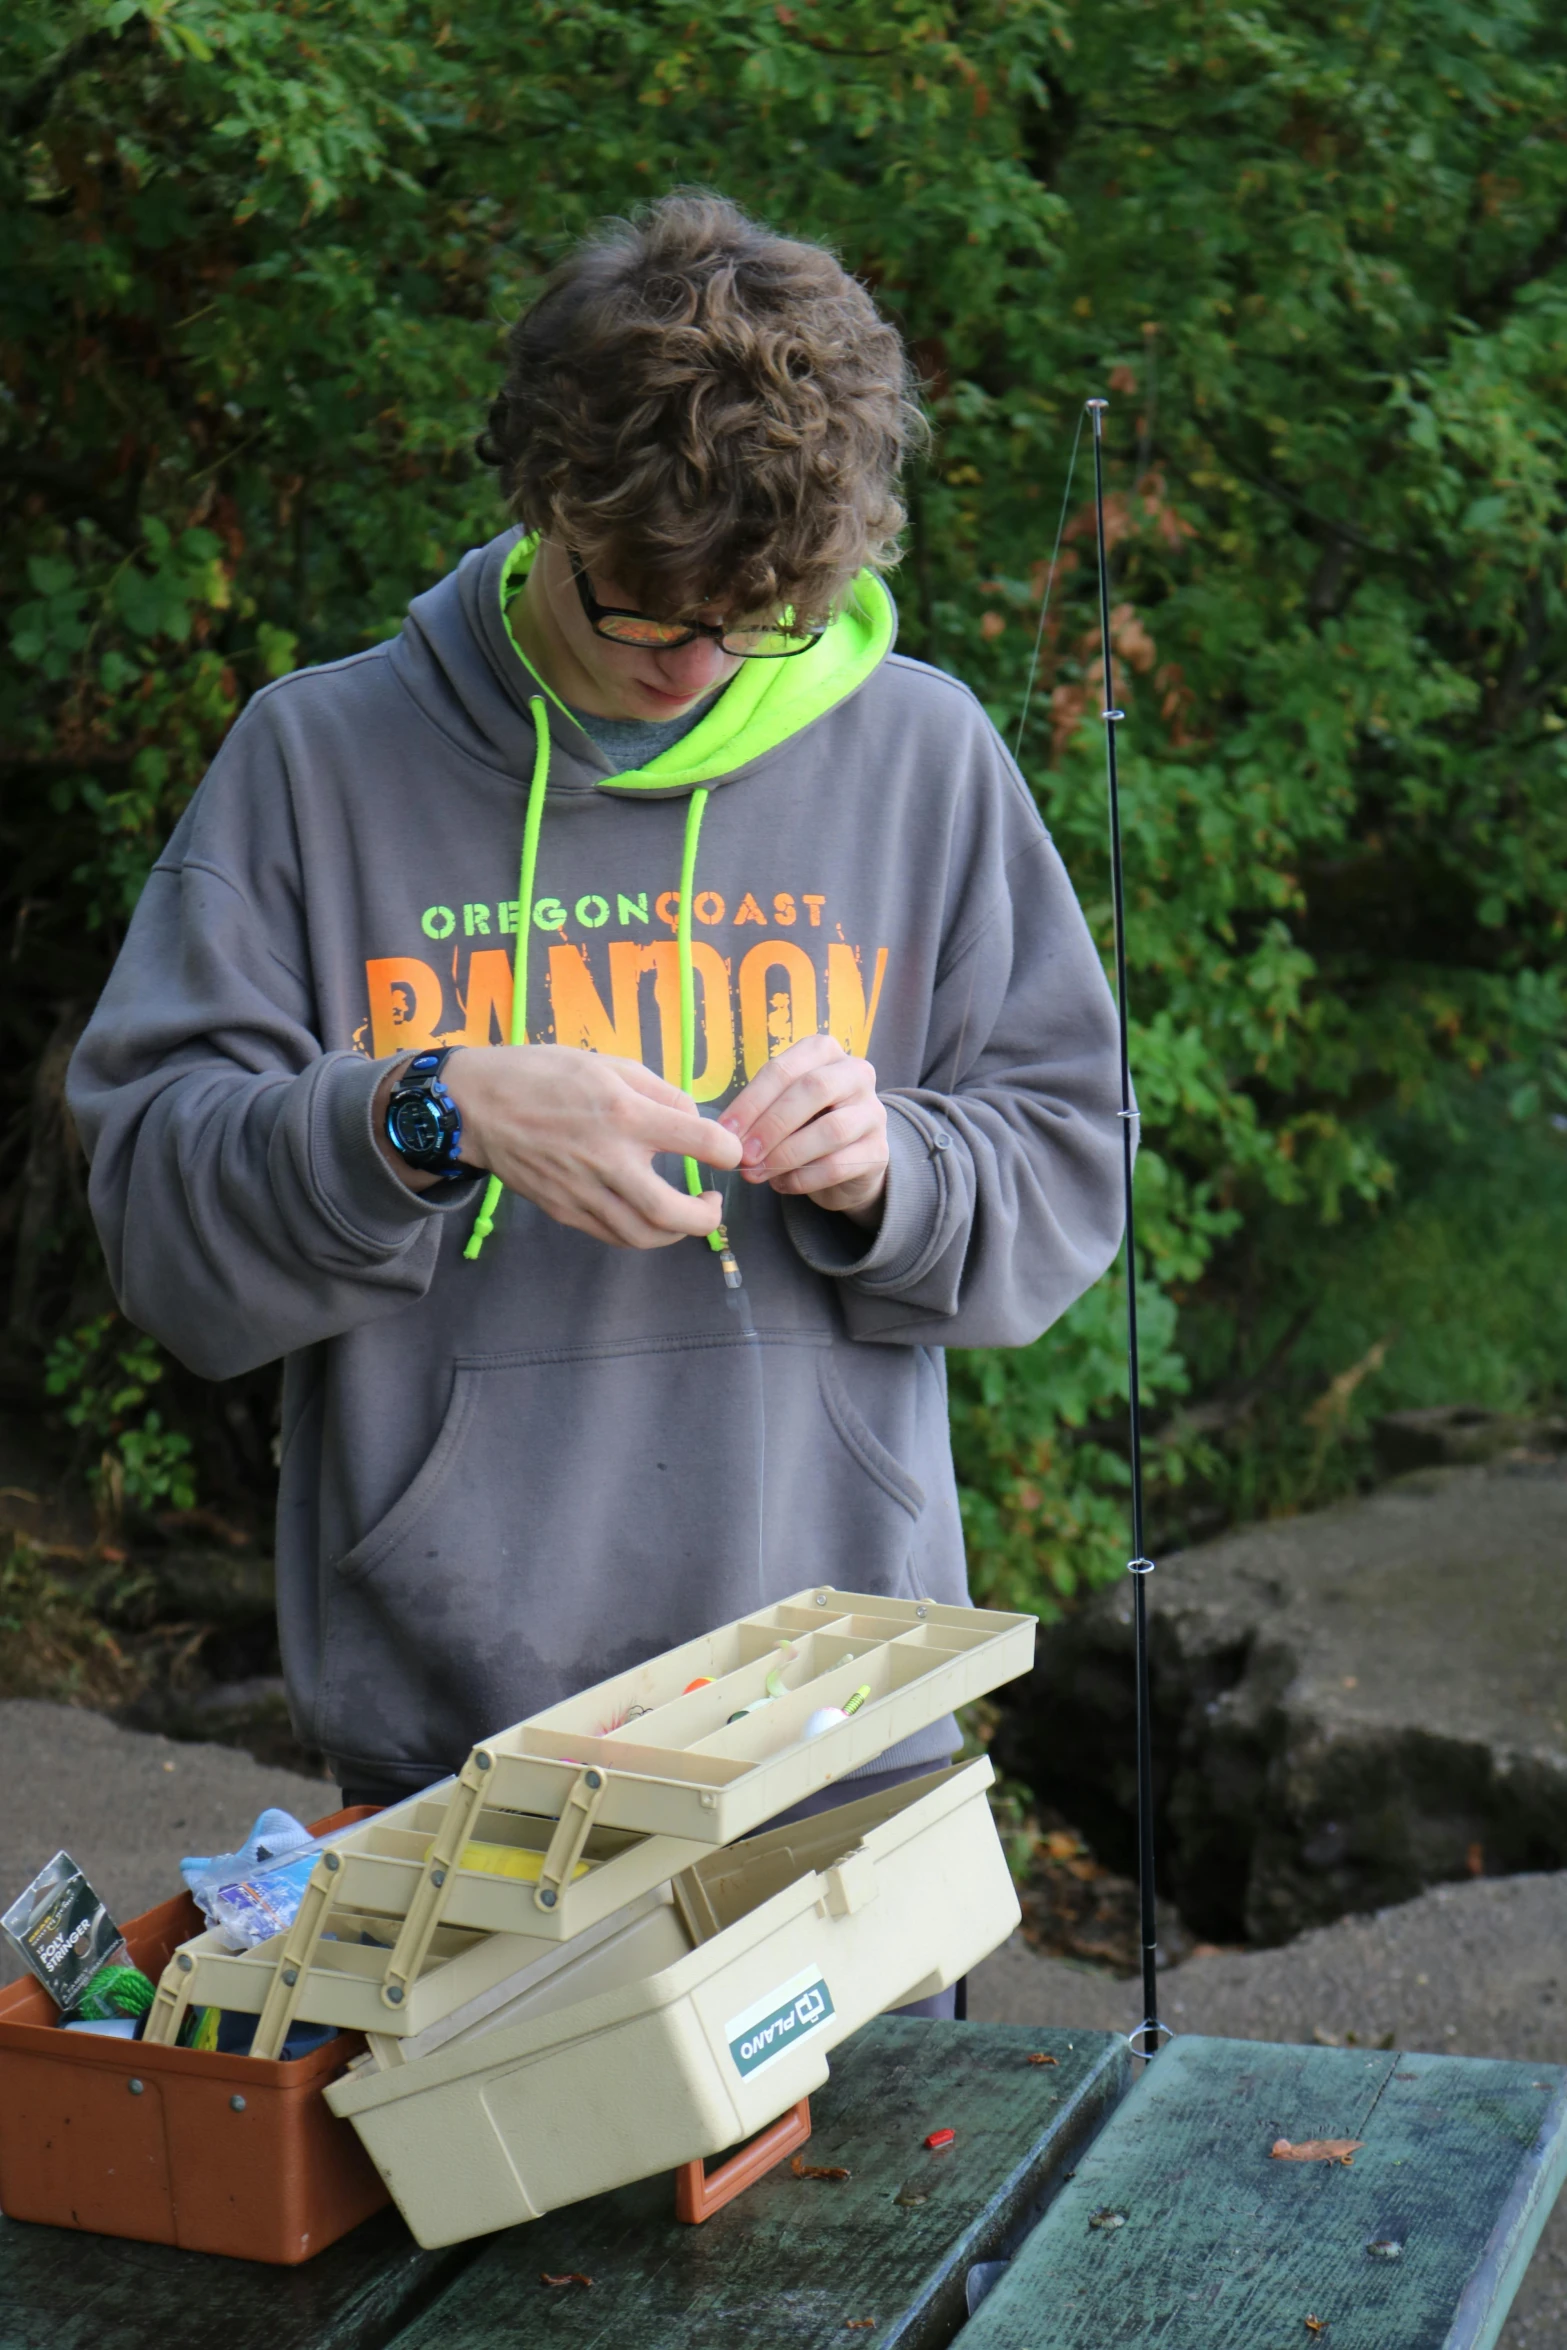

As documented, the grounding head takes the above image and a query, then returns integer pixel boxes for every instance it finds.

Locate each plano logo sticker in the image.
[726,1967,836,2080]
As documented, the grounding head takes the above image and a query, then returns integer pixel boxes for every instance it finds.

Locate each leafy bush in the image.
[3,1,1564,1606]
[44,1314,197,1521]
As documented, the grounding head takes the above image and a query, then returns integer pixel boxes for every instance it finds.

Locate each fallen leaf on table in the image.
[1027,2052,1059,2067]
[1272,2139,1363,2165]
[844,2320,877,2331]
[1305,2317,1328,2335]
[792,2154,851,2181]
[540,2272,593,2288]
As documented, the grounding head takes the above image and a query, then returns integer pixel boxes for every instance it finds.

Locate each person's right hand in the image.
[442,1045,741,1248]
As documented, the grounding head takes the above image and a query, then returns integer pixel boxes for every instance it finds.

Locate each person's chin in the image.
[630,681,702,714]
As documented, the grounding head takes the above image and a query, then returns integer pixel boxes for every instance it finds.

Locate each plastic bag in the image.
[181,1809,329,1951]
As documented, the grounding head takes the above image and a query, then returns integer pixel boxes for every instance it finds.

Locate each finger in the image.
[604,1056,700,1111]
[751,1098,880,1180]
[719,1034,846,1140]
[515,1167,716,1250]
[565,1179,701,1251]
[609,1163,727,1240]
[542,1192,644,1249]
[587,1194,685,1250]
[768,1144,889,1197]
[741,1063,871,1166]
[608,1091,743,1170]
[609,1058,745,1165]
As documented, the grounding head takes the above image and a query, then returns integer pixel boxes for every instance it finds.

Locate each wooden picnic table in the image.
[2,2018,1562,2349]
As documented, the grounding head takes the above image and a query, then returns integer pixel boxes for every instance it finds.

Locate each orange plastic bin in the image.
[0,1808,389,2264]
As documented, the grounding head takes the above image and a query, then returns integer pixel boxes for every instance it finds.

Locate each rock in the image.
[1373,1405,1567,1477]
[996,1460,1567,1946]
[971,1866,1567,2068]
[136,1540,277,1631]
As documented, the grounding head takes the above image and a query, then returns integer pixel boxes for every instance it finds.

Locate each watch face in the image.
[391,1095,443,1157]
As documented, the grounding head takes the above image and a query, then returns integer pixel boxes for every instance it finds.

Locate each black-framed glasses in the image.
[569,555,825,659]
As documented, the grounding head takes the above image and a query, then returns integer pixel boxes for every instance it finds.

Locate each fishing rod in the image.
[1084,395,1165,2060]
[1015,397,1165,2060]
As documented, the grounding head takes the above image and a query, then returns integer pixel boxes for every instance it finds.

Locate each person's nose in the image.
[653,636,729,695]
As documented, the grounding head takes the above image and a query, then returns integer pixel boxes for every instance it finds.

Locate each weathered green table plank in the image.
[0,2204,473,2350]
[953,2036,1567,2350]
[381,2019,1129,2350]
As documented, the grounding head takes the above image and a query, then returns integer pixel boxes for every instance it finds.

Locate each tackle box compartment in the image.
[325,1758,1018,2247]
[0,1810,388,2264]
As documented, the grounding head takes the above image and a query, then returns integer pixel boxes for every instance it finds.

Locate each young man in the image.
[69,194,1125,1835]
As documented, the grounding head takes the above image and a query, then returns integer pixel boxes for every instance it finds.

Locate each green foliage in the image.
[44,1314,197,1516]
[3,0,1564,1608]
[1174,1077,1567,1528]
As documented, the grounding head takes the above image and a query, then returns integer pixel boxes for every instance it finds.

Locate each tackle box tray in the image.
[145,1589,1034,2054]
[449,1586,1033,1846]
[323,1758,1019,2248]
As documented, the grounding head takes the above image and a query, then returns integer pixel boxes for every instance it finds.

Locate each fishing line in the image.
[1012,405,1088,766]
[715,1163,768,1614]
[1084,395,1168,2063]
[948,398,1084,1097]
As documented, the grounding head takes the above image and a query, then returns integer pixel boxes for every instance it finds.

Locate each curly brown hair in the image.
[478,191,926,624]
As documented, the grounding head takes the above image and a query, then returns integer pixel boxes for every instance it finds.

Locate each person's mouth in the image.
[637,678,702,709]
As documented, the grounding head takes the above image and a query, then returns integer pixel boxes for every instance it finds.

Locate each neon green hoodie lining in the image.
[467,538,893,1258]
[496,532,894,791]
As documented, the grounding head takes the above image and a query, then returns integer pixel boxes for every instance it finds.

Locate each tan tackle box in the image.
[325,1759,1017,2246]
[139,1588,1032,2246]
[143,1589,1032,2056]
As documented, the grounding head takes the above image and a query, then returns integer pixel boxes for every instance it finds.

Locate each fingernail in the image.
[718,1115,741,1134]
[741,1135,764,1164]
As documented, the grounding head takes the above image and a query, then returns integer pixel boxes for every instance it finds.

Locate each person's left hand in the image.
[719,1035,889,1227]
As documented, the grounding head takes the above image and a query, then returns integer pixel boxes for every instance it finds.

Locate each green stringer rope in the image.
[465,697,552,1261]
[677,787,724,1248]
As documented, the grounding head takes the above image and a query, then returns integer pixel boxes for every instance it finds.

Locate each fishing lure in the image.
[727,1641,799,1723]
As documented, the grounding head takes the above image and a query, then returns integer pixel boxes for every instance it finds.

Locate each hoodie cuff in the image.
[309,1053,484,1251]
[781,1096,953,1291]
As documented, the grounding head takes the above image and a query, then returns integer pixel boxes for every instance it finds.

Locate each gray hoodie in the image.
[68,529,1125,1791]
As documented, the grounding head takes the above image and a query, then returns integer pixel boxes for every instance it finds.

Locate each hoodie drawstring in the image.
[464,697,552,1260]
[465,702,723,1261]
[677,787,725,1249]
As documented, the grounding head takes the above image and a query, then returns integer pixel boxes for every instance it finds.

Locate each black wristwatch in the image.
[385,1048,469,1178]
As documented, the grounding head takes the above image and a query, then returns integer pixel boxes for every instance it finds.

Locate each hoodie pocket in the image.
[316,1333,929,1771]
[815,1349,925,1524]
